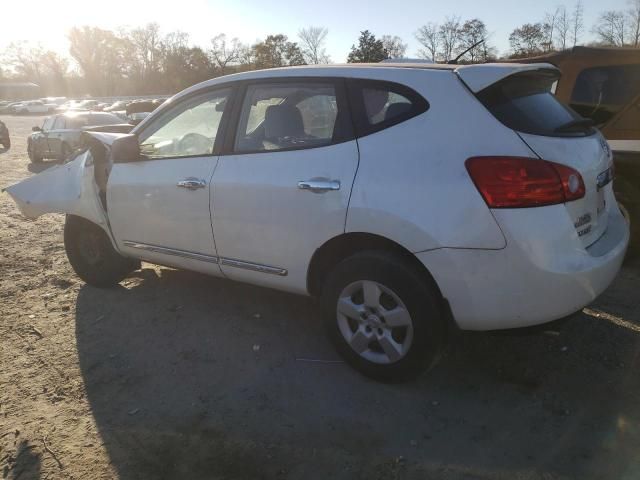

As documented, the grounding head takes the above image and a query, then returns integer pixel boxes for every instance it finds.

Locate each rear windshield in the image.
[477,70,594,137]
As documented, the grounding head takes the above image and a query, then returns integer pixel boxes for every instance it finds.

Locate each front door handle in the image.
[177,177,206,190]
[298,179,341,193]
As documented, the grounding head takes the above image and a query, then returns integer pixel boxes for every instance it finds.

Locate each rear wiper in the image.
[554,118,594,133]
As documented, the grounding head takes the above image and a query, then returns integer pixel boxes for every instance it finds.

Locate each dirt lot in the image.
[1,114,640,480]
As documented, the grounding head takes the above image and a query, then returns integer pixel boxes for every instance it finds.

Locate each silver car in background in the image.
[27,111,132,163]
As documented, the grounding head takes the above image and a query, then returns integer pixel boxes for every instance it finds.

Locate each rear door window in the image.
[233,82,350,153]
[477,70,593,137]
[347,79,429,138]
[570,65,640,126]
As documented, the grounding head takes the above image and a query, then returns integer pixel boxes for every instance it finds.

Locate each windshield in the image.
[477,70,594,137]
[67,113,123,128]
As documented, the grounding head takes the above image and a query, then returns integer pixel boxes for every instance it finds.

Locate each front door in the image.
[211,79,359,292]
[107,87,233,276]
[34,117,54,158]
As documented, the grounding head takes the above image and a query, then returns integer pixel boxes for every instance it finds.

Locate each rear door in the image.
[470,67,613,248]
[211,78,358,293]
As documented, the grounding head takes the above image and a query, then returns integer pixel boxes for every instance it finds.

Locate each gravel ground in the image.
[1,114,640,480]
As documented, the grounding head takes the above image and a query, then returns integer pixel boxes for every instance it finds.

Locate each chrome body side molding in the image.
[122,240,287,276]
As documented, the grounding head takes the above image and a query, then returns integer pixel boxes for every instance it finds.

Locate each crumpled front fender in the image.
[4,151,111,236]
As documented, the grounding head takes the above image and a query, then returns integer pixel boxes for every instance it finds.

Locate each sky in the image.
[0,0,633,63]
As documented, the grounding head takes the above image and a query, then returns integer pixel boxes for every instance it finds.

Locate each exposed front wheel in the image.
[59,143,72,162]
[64,215,140,287]
[27,140,42,163]
[321,251,446,382]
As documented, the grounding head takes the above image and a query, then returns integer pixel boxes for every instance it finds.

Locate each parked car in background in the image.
[7,63,629,381]
[104,100,130,112]
[27,111,132,162]
[11,100,57,114]
[0,120,9,149]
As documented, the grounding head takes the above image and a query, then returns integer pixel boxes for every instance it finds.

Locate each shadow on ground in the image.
[75,267,640,479]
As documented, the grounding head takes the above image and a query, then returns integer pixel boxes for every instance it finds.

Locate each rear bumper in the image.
[417,197,629,331]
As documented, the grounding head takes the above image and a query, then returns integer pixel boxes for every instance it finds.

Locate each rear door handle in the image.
[177,177,206,190]
[297,179,341,193]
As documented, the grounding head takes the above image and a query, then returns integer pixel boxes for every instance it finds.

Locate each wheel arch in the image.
[307,232,444,300]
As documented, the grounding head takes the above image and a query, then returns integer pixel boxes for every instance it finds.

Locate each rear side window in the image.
[477,70,593,137]
[570,65,640,126]
[348,79,429,137]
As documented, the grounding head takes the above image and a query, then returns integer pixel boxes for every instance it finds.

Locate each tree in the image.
[298,26,330,64]
[209,34,244,73]
[381,35,407,59]
[593,10,627,46]
[509,23,545,57]
[252,34,305,69]
[557,6,571,50]
[571,0,585,46]
[68,26,129,95]
[439,16,462,62]
[629,0,640,46]
[347,30,387,63]
[415,23,439,61]
[2,42,69,94]
[457,19,491,63]
[542,7,561,52]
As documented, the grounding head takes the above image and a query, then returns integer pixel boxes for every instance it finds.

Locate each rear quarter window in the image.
[347,79,429,138]
[477,70,593,137]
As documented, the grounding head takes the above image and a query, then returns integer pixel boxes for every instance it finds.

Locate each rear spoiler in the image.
[455,63,559,93]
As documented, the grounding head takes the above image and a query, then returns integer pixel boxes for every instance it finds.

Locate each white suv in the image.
[6,63,630,381]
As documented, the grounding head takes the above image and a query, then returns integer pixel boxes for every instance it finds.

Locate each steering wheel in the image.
[177,132,212,155]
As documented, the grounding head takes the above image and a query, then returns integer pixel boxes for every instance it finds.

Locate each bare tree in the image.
[629,0,640,46]
[298,26,330,64]
[571,0,585,46]
[381,35,408,59]
[210,34,244,72]
[415,23,439,61]
[542,7,561,51]
[593,10,627,46]
[439,16,462,62]
[458,19,491,63]
[557,6,570,50]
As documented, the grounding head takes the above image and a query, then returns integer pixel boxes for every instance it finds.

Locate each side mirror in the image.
[111,134,141,164]
[32,126,41,132]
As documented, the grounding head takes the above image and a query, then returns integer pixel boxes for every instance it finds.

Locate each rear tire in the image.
[321,251,446,382]
[64,215,140,287]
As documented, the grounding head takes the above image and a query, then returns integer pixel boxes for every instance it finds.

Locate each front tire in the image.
[64,215,140,287]
[59,143,72,162]
[321,251,446,382]
[27,140,42,163]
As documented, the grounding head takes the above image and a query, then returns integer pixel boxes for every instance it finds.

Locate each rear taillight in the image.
[465,156,585,208]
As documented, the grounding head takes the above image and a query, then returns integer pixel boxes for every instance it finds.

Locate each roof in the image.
[510,46,640,64]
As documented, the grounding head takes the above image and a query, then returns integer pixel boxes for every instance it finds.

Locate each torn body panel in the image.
[4,149,116,247]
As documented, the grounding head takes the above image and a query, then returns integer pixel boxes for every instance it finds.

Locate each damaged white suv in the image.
[6,63,629,381]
